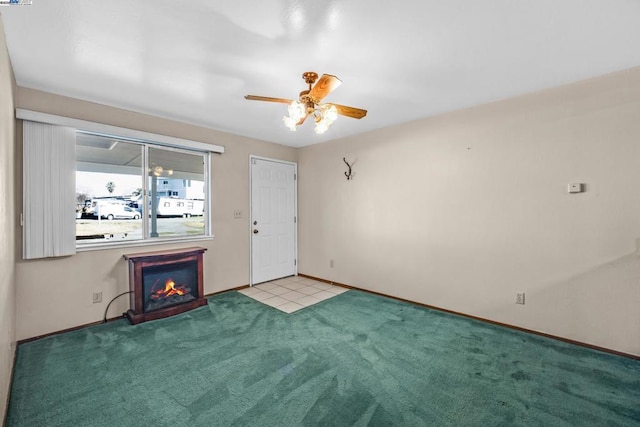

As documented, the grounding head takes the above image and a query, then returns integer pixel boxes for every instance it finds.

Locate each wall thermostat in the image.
[568,183,584,193]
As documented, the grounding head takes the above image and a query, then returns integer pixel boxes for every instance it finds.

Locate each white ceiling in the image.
[2,1,640,148]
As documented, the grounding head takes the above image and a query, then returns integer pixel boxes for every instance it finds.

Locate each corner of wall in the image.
[0,12,17,422]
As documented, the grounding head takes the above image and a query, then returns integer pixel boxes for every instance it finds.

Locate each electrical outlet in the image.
[516,293,525,305]
[93,291,102,304]
[233,209,242,219]
[330,259,334,268]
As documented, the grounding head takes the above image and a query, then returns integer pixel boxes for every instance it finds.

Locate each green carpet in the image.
[6,290,640,426]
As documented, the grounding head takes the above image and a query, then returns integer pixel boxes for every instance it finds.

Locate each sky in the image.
[76,172,141,197]
[76,172,205,199]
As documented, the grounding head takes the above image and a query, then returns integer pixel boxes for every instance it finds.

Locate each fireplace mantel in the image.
[124,247,207,324]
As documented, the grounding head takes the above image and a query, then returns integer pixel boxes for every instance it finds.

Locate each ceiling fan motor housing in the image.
[302,72,318,86]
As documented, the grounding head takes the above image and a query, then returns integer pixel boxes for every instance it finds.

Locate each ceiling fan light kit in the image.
[245,71,367,135]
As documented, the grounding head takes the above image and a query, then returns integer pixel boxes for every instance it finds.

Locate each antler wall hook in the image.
[343,157,353,180]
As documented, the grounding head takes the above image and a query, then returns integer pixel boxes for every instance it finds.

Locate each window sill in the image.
[76,235,214,252]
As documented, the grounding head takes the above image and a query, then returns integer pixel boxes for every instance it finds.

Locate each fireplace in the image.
[124,247,207,324]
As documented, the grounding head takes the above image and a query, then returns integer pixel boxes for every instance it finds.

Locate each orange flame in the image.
[150,278,189,300]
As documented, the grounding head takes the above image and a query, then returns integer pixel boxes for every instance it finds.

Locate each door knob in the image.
[253,229,259,234]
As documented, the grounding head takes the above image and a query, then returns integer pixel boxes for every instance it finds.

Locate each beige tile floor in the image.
[238,276,349,313]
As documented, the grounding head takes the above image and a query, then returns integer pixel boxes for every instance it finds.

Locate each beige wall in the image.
[0,14,17,418]
[298,68,640,356]
[14,88,297,340]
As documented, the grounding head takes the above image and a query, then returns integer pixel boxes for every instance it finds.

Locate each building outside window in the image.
[75,132,209,246]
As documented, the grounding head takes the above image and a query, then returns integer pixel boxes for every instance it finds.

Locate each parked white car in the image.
[98,205,140,220]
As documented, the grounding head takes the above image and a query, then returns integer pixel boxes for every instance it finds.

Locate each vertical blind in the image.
[23,121,76,259]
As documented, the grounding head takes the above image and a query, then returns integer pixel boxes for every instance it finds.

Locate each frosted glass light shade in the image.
[283,116,298,131]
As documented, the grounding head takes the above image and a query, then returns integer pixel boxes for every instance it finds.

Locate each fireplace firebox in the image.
[124,247,207,324]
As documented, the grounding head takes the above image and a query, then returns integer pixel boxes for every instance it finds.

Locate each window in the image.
[76,132,209,246]
[19,108,224,258]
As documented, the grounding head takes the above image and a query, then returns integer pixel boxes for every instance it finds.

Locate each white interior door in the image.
[250,157,297,285]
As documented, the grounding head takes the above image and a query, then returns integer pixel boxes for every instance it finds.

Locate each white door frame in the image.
[249,155,298,286]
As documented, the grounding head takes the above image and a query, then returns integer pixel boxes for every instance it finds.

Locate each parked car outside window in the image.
[98,205,141,220]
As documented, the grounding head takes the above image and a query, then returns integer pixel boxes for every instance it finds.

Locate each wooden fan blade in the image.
[244,95,293,104]
[308,74,342,103]
[332,104,367,119]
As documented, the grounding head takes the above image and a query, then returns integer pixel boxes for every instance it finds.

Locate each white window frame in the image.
[17,109,224,253]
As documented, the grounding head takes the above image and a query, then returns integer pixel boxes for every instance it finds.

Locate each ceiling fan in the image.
[245,72,367,134]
